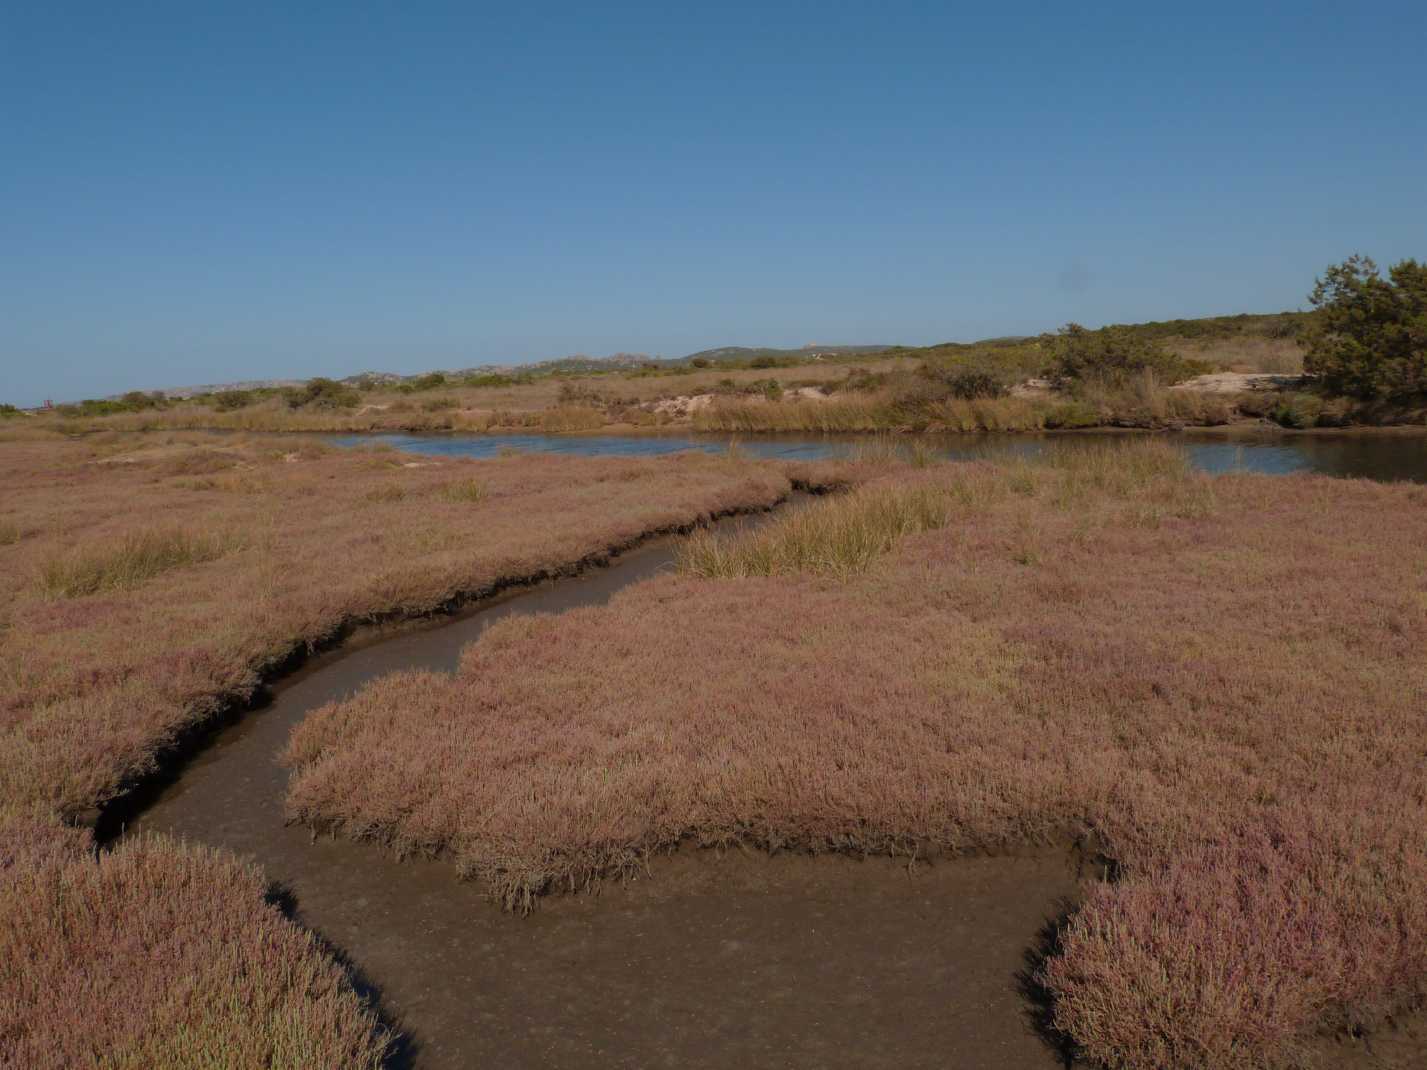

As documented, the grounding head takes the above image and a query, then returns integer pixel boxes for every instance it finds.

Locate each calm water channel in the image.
[335,430,1427,481]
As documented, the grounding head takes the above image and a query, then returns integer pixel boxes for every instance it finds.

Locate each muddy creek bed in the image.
[116,512,1082,1069]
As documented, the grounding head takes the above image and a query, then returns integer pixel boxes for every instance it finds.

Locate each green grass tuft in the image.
[39,529,228,598]
[679,482,955,579]
[436,479,487,503]
[363,484,406,503]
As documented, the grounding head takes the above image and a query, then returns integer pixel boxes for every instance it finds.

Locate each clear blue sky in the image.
[3,3,1425,404]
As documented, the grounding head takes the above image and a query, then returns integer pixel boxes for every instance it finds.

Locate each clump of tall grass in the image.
[847,437,905,465]
[693,396,902,433]
[1071,371,1235,427]
[987,440,1215,521]
[38,529,228,598]
[1043,439,1191,489]
[693,373,1244,434]
[436,479,487,503]
[845,436,943,468]
[927,396,1054,431]
[906,439,941,468]
[679,482,954,579]
[155,448,240,477]
[363,485,406,503]
[540,405,605,432]
[1049,441,1217,519]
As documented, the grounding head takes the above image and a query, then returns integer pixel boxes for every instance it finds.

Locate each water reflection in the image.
[332,431,1427,482]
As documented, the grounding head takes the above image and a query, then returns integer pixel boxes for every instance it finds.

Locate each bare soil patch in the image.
[1170,371,1305,394]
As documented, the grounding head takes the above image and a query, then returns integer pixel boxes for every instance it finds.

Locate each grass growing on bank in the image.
[38,528,228,598]
[690,378,1241,434]
[436,478,487,503]
[285,442,1427,1069]
[679,482,954,578]
[681,441,1202,583]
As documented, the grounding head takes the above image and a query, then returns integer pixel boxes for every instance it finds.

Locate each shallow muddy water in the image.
[119,512,1083,1069]
[333,429,1427,482]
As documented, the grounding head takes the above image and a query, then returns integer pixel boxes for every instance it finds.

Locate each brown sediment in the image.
[122,510,1082,1069]
[1318,1010,1427,1069]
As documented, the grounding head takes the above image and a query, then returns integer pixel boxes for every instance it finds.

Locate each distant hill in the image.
[157,378,306,400]
[128,345,890,399]
[98,314,1310,402]
[491,352,657,376]
[679,344,892,366]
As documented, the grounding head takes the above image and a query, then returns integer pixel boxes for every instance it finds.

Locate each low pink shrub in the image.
[286,457,1427,1066]
[0,436,790,818]
[0,433,807,1068]
[0,820,390,1069]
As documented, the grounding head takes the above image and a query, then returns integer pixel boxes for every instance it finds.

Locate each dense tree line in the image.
[1304,256,1427,401]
